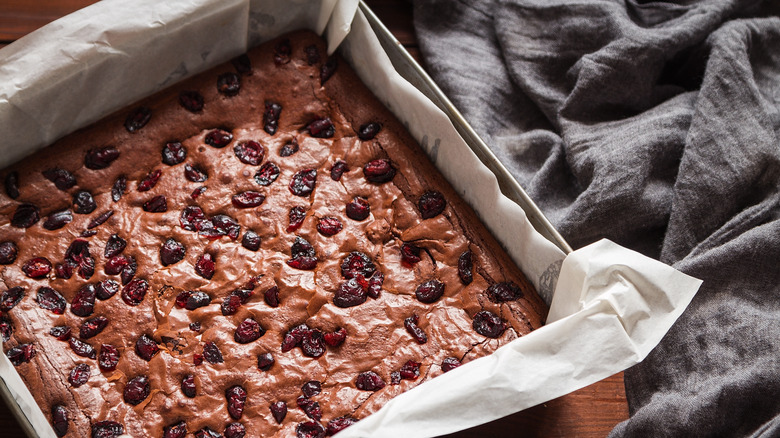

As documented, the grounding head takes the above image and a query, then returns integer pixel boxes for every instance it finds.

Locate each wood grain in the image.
[0,1,629,437]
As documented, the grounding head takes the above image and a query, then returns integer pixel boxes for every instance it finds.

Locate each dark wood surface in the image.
[0,1,629,436]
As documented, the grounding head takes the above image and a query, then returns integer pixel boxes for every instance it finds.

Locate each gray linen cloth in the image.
[413,0,780,436]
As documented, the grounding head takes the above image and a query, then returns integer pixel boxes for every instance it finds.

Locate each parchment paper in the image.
[0,0,702,437]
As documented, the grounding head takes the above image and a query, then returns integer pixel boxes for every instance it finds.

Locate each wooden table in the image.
[0,1,629,436]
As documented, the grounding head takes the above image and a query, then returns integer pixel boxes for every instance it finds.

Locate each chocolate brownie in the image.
[0,30,546,437]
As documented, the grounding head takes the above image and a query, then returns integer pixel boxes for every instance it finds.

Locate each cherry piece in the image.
[87,210,114,229]
[42,210,72,230]
[346,197,370,221]
[234,318,265,344]
[135,334,159,361]
[191,186,207,199]
[195,253,216,279]
[0,241,18,264]
[160,238,186,266]
[203,341,224,363]
[264,102,282,135]
[415,280,445,304]
[96,279,119,300]
[98,344,120,372]
[0,315,13,342]
[301,328,325,358]
[279,138,299,157]
[297,396,322,421]
[320,56,337,85]
[274,39,291,65]
[301,380,322,398]
[224,423,245,438]
[205,129,233,148]
[289,169,317,196]
[357,122,381,140]
[123,375,150,405]
[42,168,76,190]
[297,421,326,438]
[104,234,127,259]
[37,287,66,314]
[400,243,422,266]
[112,175,127,202]
[363,159,395,183]
[85,146,120,170]
[181,374,196,398]
[179,90,204,112]
[4,172,19,199]
[264,286,279,308]
[138,169,162,192]
[234,141,264,165]
[11,203,39,228]
[418,191,446,219]
[164,421,188,438]
[0,286,24,311]
[71,284,97,317]
[185,164,208,182]
[232,191,265,208]
[442,356,462,372]
[69,338,96,359]
[330,160,348,181]
[316,217,342,236]
[242,230,261,251]
[180,206,207,231]
[162,142,187,165]
[142,195,167,212]
[122,279,148,306]
[404,314,427,344]
[52,405,69,437]
[6,343,35,366]
[257,353,275,371]
[254,162,280,186]
[226,385,247,419]
[281,323,309,352]
[217,72,241,96]
[327,417,358,435]
[334,278,367,308]
[68,363,91,387]
[65,239,95,279]
[323,327,347,347]
[486,282,523,302]
[355,371,385,391]
[120,256,137,285]
[340,252,375,280]
[307,118,334,138]
[194,427,221,438]
[23,257,51,278]
[125,107,151,132]
[287,206,306,232]
[232,53,252,75]
[286,237,318,270]
[472,310,507,338]
[399,360,421,380]
[91,421,124,438]
[270,401,287,424]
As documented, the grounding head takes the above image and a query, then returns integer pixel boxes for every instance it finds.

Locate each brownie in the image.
[0,30,547,437]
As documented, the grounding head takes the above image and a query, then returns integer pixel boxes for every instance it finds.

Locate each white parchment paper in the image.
[0,1,703,437]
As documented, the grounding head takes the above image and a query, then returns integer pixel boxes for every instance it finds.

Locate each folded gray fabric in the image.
[413,0,780,436]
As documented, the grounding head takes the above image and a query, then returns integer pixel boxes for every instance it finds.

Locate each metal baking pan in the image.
[359,1,572,255]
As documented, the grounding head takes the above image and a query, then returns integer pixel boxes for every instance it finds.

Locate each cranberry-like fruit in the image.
[135,334,159,361]
[0,315,13,342]
[301,380,322,398]
[125,107,151,132]
[69,338,96,359]
[264,286,279,307]
[486,282,523,302]
[87,210,114,229]
[415,280,445,304]
[289,169,317,196]
[91,420,124,438]
[96,279,119,300]
[304,44,320,65]
[226,385,247,419]
[400,243,422,266]
[52,405,69,437]
[177,290,211,310]
[7,343,35,365]
[119,256,137,284]
[270,401,287,424]
[287,206,306,232]
[194,427,221,438]
[179,90,204,112]
[320,56,337,85]
[297,421,326,438]
[441,356,462,372]
[185,164,208,182]
[330,160,348,181]
[11,203,39,228]
[189,322,201,332]
[203,214,240,240]
[234,318,264,344]
[104,234,127,258]
[85,146,121,170]
[220,294,242,316]
[0,241,18,264]
[232,53,252,75]
[257,352,275,371]
[279,138,299,157]
[232,191,265,208]
[355,371,385,391]
[323,327,347,347]
[357,122,381,140]
[99,344,120,372]
[68,363,91,387]
[112,175,127,202]
[191,186,207,199]
[307,118,334,138]
[163,421,188,438]
[65,239,95,279]
[418,191,446,219]
[217,72,241,96]
[143,195,167,212]
[4,172,19,199]
[49,326,71,341]
[138,169,162,192]
[203,341,224,363]
[195,253,216,279]
[37,286,66,314]
[316,217,342,236]
[224,422,245,438]
[205,129,233,148]
[363,159,395,183]
[263,101,282,135]
[334,278,367,308]
[367,272,383,298]
[160,238,186,266]
[404,314,427,344]
[297,396,322,421]
[242,230,261,251]
[399,360,421,380]
[104,255,128,275]
[162,141,187,165]
[43,168,76,190]
[274,39,291,65]
[340,252,375,279]
[327,416,358,435]
[301,329,325,358]
[287,237,318,270]
[472,310,507,338]
[71,284,97,317]
[53,264,72,280]
[180,206,207,231]
[234,141,264,165]
[181,374,196,398]
[42,209,72,230]
[79,316,108,339]
[1,286,24,311]
[281,323,309,352]
[123,375,150,405]
[254,162,280,186]
[345,197,370,221]
[122,279,148,306]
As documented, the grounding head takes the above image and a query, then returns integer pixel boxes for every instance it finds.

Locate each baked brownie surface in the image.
[0,30,546,437]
